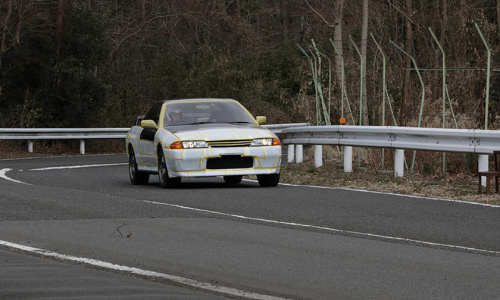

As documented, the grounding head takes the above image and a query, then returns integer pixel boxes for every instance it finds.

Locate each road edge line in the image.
[0,239,289,300]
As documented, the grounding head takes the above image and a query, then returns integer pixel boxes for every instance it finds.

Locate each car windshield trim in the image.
[178,122,219,126]
[169,121,255,126]
[163,100,256,127]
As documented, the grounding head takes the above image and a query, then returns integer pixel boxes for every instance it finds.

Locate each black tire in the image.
[129,149,149,185]
[257,173,280,187]
[158,150,181,189]
[223,175,243,184]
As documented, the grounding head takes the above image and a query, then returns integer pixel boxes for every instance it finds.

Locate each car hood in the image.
[165,123,275,140]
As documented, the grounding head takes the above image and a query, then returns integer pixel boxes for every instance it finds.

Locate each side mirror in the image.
[256,116,267,125]
[141,120,158,130]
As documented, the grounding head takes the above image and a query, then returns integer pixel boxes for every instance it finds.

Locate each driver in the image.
[169,110,183,124]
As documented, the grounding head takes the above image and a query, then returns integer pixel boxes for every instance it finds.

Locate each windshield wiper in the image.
[172,121,253,126]
[180,122,214,125]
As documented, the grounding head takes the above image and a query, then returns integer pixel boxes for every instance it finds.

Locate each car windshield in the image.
[163,101,257,126]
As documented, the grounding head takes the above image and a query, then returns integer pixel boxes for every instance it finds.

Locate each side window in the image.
[144,102,163,125]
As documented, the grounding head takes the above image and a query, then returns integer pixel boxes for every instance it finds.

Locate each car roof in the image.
[159,98,238,104]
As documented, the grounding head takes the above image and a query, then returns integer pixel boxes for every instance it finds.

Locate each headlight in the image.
[251,138,281,146]
[170,141,208,149]
[183,141,208,148]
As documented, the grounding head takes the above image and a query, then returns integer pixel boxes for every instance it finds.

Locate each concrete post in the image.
[28,140,33,153]
[394,149,405,177]
[478,154,489,186]
[287,145,295,163]
[296,145,303,163]
[80,140,85,155]
[314,145,323,168]
[344,146,353,172]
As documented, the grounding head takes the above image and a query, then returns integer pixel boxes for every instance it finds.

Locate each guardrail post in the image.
[28,140,34,153]
[80,140,85,155]
[296,145,303,163]
[478,154,488,186]
[314,145,323,168]
[344,146,353,172]
[395,149,405,177]
[287,145,295,163]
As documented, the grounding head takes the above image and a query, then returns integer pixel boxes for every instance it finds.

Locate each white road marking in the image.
[0,153,125,162]
[0,168,30,185]
[1,161,499,298]
[0,240,289,300]
[30,163,127,171]
[0,163,127,184]
[245,179,500,208]
[2,161,498,209]
[143,200,500,256]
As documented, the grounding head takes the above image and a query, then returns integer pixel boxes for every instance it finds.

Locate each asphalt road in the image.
[0,154,499,299]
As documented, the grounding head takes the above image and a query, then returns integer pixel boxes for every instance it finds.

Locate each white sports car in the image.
[125,98,282,188]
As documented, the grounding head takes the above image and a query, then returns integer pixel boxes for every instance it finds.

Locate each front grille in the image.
[206,155,253,169]
[207,139,252,148]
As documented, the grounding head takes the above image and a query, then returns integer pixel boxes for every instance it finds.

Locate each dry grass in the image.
[280,160,500,206]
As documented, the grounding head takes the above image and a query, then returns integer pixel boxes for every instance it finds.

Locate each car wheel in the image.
[223,175,243,184]
[129,149,149,185]
[257,173,280,187]
[158,150,181,189]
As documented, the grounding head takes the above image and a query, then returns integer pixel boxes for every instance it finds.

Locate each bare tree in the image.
[0,0,37,97]
[0,0,14,76]
[333,0,344,85]
[400,0,413,126]
[361,0,368,125]
[497,0,500,41]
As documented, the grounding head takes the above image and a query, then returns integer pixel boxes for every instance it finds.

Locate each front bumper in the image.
[164,146,281,178]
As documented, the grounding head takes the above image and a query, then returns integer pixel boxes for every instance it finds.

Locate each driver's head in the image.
[169,110,182,122]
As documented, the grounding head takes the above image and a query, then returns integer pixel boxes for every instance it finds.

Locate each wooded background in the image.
[1,0,500,131]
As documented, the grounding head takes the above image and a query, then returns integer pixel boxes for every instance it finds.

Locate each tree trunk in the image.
[56,0,64,33]
[497,0,500,43]
[400,0,413,126]
[281,0,288,42]
[0,0,14,97]
[55,0,65,67]
[361,0,369,125]
[333,0,344,85]
[441,0,447,45]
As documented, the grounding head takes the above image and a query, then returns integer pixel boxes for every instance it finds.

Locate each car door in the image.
[138,102,163,168]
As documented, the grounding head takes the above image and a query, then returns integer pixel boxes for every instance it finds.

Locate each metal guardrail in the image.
[0,124,307,154]
[263,123,308,134]
[0,128,129,140]
[282,125,500,177]
[2,124,497,181]
[282,125,500,154]
[0,128,129,154]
